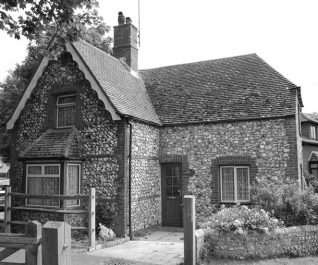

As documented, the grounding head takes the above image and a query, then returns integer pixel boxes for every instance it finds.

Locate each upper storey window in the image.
[310,125,317,140]
[57,94,76,128]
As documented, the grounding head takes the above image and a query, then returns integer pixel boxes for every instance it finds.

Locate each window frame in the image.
[66,163,81,207]
[26,164,61,208]
[220,166,250,203]
[56,94,77,128]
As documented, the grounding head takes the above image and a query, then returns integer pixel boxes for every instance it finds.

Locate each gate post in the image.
[42,221,71,265]
[4,186,11,233]
[183,195,195,265]
[25,221,42,265]
[88,188,96,251]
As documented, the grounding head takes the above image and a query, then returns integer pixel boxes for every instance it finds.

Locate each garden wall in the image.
[196,225,318,261]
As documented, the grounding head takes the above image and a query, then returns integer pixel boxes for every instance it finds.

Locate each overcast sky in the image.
[0,0,317,112]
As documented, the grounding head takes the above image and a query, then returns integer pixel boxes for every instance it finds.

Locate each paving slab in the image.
[0,227,184,265]
[88,227,184,265]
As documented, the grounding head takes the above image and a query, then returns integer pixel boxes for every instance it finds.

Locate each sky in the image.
[0,0,317,112]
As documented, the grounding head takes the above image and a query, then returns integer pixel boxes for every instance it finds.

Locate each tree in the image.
[0,0,101,42]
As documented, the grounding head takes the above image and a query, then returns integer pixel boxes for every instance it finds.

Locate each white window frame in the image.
[220,166,250,203]
[310,125,317,140]
[66,164,81,207]
[26,164,60,208]
[56,94,76,128]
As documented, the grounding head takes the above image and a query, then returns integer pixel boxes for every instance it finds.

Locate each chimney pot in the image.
[113,12,138,73]
[118,11,125,25]
[126,17,132,24]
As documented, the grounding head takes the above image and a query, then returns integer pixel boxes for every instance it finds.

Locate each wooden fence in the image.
[0,220,72,265]
[0,186,96,250]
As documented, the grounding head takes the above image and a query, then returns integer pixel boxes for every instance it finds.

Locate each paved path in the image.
[0,227,183,265]
[88,227,184,265]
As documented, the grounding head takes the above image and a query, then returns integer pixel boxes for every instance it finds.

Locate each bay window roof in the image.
[19,127,80,159]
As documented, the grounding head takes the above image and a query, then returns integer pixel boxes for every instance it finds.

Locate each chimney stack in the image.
[113,12,138,73]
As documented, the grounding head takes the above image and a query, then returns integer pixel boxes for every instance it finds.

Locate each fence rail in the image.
[1,186,96,250]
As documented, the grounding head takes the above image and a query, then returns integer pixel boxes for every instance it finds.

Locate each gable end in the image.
[6,44,121,130]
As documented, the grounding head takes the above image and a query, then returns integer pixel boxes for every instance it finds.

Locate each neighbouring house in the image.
[301,113,318,177]
[0,158,10,179]
[5,12,304,237]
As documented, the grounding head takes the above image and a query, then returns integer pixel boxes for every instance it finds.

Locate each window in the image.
[26,163,81,208]
[164,164,181,198]
[220,166,250,203]
[310,163,318,178]
[67,164,80,206]
[56,94,76,128]
[310,125,317,140]
[26,164,60,207]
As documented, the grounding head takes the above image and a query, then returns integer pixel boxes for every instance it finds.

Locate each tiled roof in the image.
[301,113,318,124]
[20,128,80,159]
[302,137,318,145]
[141,54,299,125]
[72,40,161,125]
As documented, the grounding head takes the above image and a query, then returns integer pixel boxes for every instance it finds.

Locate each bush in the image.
[200,205,283,234]
[251,178,318,226]
[304,171,318,193]
[95,201,116,235]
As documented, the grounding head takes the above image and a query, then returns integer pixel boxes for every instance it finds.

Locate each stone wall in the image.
[10,53,125,234]
[131,121,161,231]
[160,117,300,224]
[196,225,318,260]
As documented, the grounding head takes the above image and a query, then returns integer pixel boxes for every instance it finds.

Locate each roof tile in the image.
[20,128,80,159]
[141,54,298,124]
[72,40,161,125]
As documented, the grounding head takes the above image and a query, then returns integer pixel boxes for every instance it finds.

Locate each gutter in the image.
[127,119,133,240]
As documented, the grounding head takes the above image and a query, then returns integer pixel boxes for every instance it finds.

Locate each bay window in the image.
[26,164,60,207]
[26,163,81,208]
[67,164,80,206]
[220,166,250,203]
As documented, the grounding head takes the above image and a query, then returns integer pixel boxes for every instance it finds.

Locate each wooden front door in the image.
[161,163,182,226]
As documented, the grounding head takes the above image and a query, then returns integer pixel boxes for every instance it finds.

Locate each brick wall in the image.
[196,225,318,260]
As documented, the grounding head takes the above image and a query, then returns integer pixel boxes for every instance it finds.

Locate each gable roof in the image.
[6,39,161,130]
[141,54,300,125]
[70,40,161,125]
[20,128,80,159]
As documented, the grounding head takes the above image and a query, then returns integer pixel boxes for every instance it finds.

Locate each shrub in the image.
[304,171,318,193]
[251,178,318,226]
[200,205,283,233]
[95,201,116,234]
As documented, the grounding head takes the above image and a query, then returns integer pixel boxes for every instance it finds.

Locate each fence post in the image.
[88,188,96,251]
[42,221,71,265]
[25,221,42,265]
[4,186,11,233]
[183,195,195,265]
